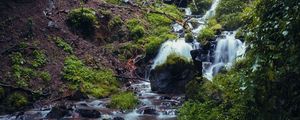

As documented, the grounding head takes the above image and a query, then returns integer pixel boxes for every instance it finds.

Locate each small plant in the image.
[185,32,194,43]
[39,71,51,81]
[109,92,138,109]
[10,52,25,65]
[31,50,47,68]
[54,37,73,54]
[5,92,29,111]
[67,7,97,36]
[108,16,123,30]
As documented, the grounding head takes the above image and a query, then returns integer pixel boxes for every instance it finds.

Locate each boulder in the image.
[150,54,195,94]
[113,116,125,120]
[77,109,101,118]
[46,106,69,119]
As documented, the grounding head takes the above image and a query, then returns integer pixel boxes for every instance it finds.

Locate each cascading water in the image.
[152,0,246,81]
[203,31,246,80]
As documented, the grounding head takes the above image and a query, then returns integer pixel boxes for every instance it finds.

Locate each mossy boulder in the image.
[150,54,195,94]
[109,92,138,110]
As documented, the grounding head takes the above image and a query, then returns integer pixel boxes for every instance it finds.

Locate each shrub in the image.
[63,56,119,98]
[54,37,73,54]
[5,92,29,111]
[108,16,123,30]
[39,71,51,82]
[10,52,25,65]
[109,92,138,109]
[185,32,194,43]
[67,7,97,36]
[31,50,47,68]
[197,27,215,45]
[188,0,213,15]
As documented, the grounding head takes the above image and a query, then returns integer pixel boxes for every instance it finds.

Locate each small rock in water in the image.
[77,109,101,118]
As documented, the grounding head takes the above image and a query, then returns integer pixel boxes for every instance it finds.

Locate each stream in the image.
[0,0,246,119]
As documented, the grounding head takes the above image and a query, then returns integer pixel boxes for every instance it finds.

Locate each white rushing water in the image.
[203,31,246,80]
[152,0,246,80]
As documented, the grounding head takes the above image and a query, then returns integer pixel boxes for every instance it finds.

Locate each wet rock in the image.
[142,107,158,115]
[46,106,69,119]
[150,55,195,94]
[77,109,101,118]
[113,116,125,120]
[159,96,172,100]
[163,0,188,7]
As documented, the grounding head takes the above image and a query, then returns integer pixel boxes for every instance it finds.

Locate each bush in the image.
[185,32,194,43]
[108,16,123,30]
[67,7,97,36]
[54,37,73,54]
[109,92,138,109]
[215,0,248,30]
[188,0,213,15]
[5,92,29,111]
[31,50,47,68]
[197,27,215,45]
[63,56,119,98]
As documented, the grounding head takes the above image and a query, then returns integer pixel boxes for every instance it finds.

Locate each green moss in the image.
[146,13,172,26]
[5,92,29,110]
[109,92,138,109]
[144,36,164,56]
[63,56,119,98]
[155,4,184,20]
[126,19,145,41]
[67,7,97,36]
[31,50,47,68]
[54,37,73,54]
[108,16,123,30]
[155,53,192,72]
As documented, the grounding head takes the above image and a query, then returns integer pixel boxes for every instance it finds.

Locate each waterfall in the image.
[151,38,193,69]
[151,0,246,80]
[203,31,246,80]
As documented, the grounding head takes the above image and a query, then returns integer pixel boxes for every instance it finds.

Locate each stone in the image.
[150,55,195,94]
[67,90,89,101]
[113,116,125,120]
[46,106,69,119]
[77,109,101,118]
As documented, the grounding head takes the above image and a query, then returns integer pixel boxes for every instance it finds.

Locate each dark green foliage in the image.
[67,7,97,36]
[31,50,47,68]
[5,92,29,112]
[126,19,145,41]
[105,0,122,5]
[109,92,138,109]
[185,32,193,43]
[54,37,73,54]
[215,0,248,30]
[63,56,119,98]
[188,0,213,15]
[10,52,25,65]
[108,16,123,30]
[39,71,51,82]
